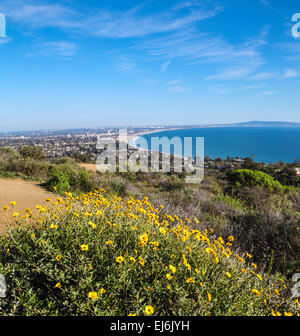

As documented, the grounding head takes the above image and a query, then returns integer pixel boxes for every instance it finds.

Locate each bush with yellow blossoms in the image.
[0,190,299,316]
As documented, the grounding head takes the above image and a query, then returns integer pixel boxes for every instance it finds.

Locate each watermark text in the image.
[0,274,6,298]
[292,13,300,38]
[96,129,204,184]
[0,13,6,38]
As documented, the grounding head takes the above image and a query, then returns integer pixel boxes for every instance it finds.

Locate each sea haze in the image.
[136,127,300,164]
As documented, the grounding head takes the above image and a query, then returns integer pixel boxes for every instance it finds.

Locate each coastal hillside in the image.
[0,146,299,316]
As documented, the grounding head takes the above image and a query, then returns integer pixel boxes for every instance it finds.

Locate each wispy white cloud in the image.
[233,84,265,91]
[210,88,228,94]
[250,72,278,80]
[0,1,77,29]
[169,86,190,92]
[261,0,271,7]
[168,80,181,85]
[117,57,136,72]
[210,83,264,94]
[161,59,171,72]
[282,68,298,78]
[278,43,300,61]
[251,69,298,80]
[168,79,190,92]
[203,27,269,80]
[42,41,78,57]
[0,0,223,38]
[139,28,264,62]
[258,90,276,96]
[172,1,201,11]
[206,68,253,80]
[0,37,10,45]
[139,26,267,80]
[97,8,221,38]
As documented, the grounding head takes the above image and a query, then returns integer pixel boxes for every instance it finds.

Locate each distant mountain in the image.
[233,121,300,127]
[205,121,300,128]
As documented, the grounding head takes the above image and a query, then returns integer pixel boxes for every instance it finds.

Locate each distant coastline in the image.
[127,121,300,150]
[193,121,300,128]
[130,126,300,164]
[2,121,300,137]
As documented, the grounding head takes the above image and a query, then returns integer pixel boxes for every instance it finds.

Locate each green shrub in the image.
[213,195,245,211]
[45,166,70,193]
[19,145,46,161]
[159,175,184,191]
[45,165,99,194]
[109,177,128,197]
[227,169,285,193]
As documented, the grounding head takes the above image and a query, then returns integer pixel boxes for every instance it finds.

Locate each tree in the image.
[19,146,46,160]
[275,166,299,187]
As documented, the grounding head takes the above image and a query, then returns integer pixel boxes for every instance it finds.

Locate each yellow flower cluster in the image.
[4,189,298,317]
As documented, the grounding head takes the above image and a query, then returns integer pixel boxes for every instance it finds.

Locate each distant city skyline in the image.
[0,0,300,131]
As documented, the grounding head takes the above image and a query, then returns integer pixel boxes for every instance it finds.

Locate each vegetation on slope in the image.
[0,191,299,316]
[0,145,299,315]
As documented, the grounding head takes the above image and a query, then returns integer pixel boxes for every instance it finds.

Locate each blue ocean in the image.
[134,127,300,164]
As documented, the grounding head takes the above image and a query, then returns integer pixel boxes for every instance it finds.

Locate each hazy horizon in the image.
[1,120,300,133]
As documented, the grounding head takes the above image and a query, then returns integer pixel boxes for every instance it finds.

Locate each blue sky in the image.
[0,0,300,130]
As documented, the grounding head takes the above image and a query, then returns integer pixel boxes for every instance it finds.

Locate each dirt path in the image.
[79,163,98,172]
[0,178,53,232]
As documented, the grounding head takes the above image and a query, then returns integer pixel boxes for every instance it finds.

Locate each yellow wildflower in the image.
[88,221,96,229]
[144,305,154,316]
[49,224,58,229]
[130,257,136,263]
[139,257,145,266]
[88,291,99,300]
[256,274,263,281]
[159,227,167,235]
[166,273,173,280]
[139,233,149,245]
[251,289,260,296]
[80,244,89,251]
[116,256,125,263]
[186,277,195,283]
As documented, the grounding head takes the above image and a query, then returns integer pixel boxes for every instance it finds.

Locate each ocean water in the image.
[133,127,300,164]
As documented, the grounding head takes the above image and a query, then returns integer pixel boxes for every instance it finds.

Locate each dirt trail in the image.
[0,178,53,232]
[79,163,98,172]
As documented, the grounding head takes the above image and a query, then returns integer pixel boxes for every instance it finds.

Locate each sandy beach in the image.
[127,128,180,147]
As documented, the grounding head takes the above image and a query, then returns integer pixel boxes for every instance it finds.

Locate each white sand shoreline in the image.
[126,128,195,161]
[127,128,181,146]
